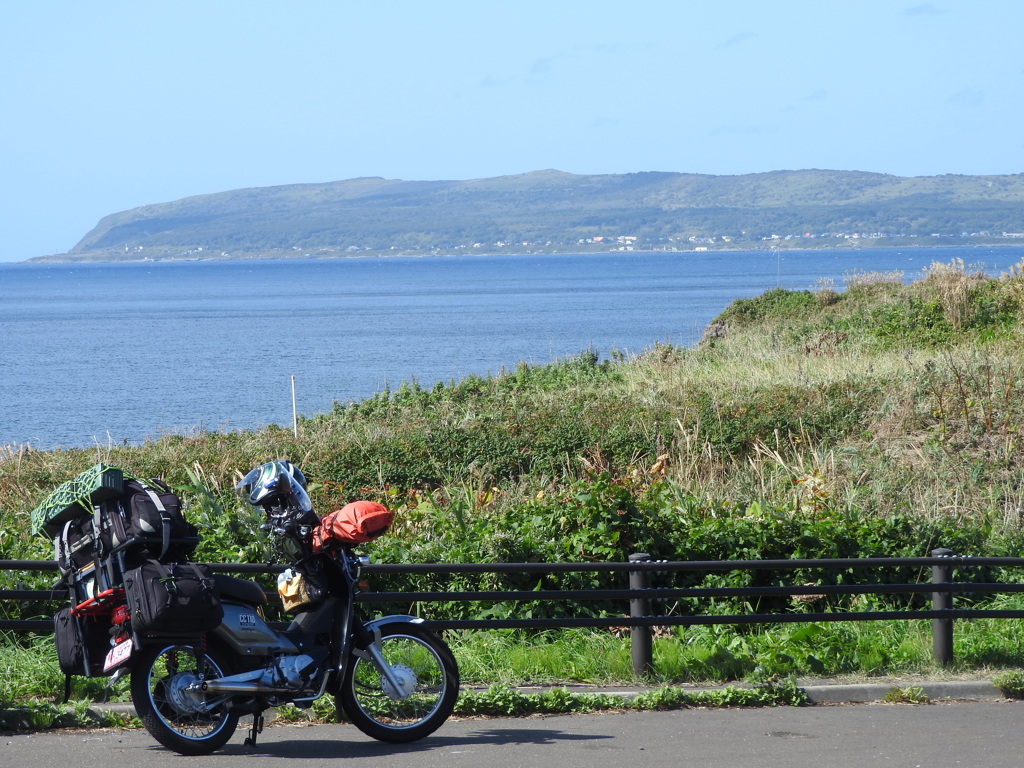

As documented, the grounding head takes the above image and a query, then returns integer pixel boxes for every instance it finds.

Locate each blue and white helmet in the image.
[236,460,312,512]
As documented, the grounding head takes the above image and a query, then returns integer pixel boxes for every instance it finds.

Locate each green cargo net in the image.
[30,463,125,537]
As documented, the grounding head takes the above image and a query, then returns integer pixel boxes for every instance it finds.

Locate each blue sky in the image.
[2,1,1022,262]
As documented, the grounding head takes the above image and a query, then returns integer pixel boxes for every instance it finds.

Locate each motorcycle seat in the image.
[214,573,269,606]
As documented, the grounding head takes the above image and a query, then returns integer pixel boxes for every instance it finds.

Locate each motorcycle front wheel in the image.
[130,640,239,756]
[338,623,459,743]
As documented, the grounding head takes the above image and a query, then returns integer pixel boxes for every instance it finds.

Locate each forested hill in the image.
[35,168,1024,261]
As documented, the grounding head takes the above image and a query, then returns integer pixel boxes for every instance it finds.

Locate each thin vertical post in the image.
[629,552,654,677]
[931,547,954,666]
[291,375,298,438]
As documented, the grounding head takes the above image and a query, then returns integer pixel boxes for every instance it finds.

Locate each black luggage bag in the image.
[123,560,223,636]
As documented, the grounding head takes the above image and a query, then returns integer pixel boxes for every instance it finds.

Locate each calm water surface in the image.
[3,247,1022,448]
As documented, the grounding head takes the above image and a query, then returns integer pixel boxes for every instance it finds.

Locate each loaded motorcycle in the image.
[37,461,459,756]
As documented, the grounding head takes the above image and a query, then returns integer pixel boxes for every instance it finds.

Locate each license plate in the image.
[104,638,133,671]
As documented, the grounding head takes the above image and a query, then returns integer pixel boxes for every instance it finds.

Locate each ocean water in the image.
[3,246,1023,449]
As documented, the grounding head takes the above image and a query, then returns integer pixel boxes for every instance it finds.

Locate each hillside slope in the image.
[46,169,1024,261]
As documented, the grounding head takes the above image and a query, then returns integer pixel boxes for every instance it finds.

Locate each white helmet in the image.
[236,461,312,512]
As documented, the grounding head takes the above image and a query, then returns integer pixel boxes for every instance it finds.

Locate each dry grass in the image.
[612,260,1024,524]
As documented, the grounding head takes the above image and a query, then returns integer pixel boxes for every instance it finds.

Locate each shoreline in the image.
[18,239,1024,265]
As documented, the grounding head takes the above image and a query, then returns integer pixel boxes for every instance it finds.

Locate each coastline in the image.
[19,238,1024,265]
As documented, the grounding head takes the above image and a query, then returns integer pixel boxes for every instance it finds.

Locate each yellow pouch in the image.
[277,568,314,613]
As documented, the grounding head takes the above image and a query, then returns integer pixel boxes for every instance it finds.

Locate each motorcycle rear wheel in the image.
[131,640,240,756]
[338,623,459,743]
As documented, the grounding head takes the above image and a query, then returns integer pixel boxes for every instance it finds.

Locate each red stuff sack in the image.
[313,501,393,551]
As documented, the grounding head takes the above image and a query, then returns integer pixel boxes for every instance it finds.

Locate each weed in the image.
[882,685,929,704]
[273,704,316,724]
[451,680,808,718]
[992,670,1024,699]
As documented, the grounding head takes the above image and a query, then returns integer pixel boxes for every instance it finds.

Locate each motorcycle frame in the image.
[184,546,425,711]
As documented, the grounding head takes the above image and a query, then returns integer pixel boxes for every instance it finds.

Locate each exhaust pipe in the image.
[189,669,315,696]
[198,679,301,695]
[189,657,322,696]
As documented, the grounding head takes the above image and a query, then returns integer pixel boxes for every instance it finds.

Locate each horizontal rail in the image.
[4,555,1021,610]
[4,550,1023,669]
[369,555,1024,574]
[6,581,1022,606]
[418,608,1024,632]
[5,581,1021,614]
[5,554,1023,575]
[0,560,286,574]
[355,582,1024,603]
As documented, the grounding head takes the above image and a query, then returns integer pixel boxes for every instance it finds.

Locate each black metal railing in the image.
[3,547,1023,673]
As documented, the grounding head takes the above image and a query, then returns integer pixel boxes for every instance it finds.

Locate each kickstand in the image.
[244,712,265,748]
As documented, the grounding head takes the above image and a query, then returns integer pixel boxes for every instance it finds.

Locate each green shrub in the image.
[717,288,819,327]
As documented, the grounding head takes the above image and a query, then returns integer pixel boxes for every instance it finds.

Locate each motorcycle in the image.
[122,461,459,755]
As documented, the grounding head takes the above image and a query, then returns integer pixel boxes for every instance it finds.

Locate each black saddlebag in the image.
[124,560,223,636]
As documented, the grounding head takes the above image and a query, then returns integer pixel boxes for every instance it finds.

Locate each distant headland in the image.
[26,169,1024,263]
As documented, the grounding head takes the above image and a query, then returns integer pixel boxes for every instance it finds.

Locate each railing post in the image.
[628,552,654,677]
[931,547,954,666]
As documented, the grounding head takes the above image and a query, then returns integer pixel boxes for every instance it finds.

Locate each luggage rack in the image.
[72,586,125,617]
[67,535,201,615]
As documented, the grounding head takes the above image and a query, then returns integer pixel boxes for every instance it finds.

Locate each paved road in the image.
[4,700,1023,767]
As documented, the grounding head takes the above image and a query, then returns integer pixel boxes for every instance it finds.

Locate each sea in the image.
[3,246,1024,450]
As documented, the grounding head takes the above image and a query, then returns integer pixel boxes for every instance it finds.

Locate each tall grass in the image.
[4,258,1024,698]
[616,259,1024,524]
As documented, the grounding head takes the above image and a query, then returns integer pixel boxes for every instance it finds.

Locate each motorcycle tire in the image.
[338,623,459,743]
[130,639,240,756]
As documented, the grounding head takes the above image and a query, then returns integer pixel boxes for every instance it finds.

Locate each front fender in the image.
[362,614,425,633]
[350,614,425,662]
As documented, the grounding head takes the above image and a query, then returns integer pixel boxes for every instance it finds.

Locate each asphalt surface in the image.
[4,696,1024,768]
[0,679,1015,766]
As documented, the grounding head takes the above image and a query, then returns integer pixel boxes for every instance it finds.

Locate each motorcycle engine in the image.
[260,653,319,690]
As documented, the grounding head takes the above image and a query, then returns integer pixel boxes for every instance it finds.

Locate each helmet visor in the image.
[237,461,313,512]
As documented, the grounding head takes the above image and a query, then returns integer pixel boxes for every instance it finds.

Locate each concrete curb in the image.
[478,679,1010,705]
[77,679,1009,723]
[801,680,1004,703]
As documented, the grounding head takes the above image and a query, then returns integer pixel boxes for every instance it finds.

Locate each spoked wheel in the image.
[130,641,239,756]
[338,623,459,743]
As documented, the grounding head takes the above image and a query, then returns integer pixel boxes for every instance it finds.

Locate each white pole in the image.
[291,375,298,438]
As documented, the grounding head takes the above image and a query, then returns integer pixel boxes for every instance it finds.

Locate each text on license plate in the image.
[104,638,133,671]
